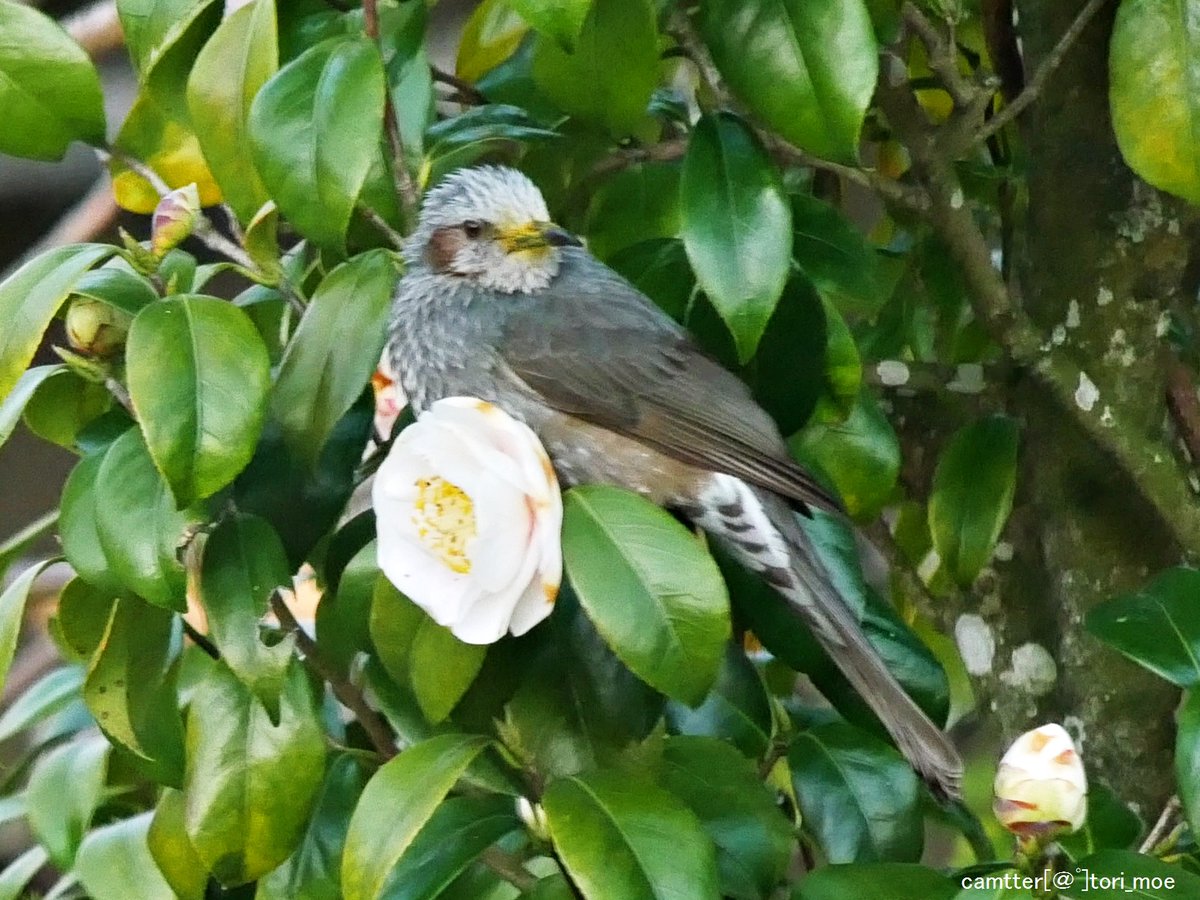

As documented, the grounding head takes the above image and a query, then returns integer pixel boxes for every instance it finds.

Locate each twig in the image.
[431,66,486,105]
[478,847,538,892]
[1167,362,1200,468]
[973,0,1110,148]
[363,0,420,227]
[104,377,134,415]
[270,593,397,759]
[357,204,406,250]
[182,621,220,660]
[1138,796,1181,854]
[901,2,979,108]
[63,0,123,60]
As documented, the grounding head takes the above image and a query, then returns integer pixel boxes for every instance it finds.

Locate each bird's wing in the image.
[497,252,843,515]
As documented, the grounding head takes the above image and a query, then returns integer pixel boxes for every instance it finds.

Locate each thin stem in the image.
[1139,796,1181,854]
[478,847,538,892]
[363,0,420,227]
[270,593,398,759]
[182,621,220,660]
[105,377,135,416]
[431,66,486,105]
[357,204,407,250]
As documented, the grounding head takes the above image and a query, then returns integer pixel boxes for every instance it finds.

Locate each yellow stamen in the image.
[412,476,477,574]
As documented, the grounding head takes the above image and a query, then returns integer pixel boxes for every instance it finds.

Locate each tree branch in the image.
[363,0,420,228]
[431,66,486,105]
[1139,796,1181,854]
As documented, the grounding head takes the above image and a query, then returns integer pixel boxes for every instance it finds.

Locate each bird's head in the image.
[405,166,582,294]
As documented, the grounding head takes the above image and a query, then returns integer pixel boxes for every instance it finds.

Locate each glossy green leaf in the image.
[1181,691,1200,840]
[792,193,885,317]
[1061,851,1200,899]
[795,863,957,900]
[698,0,878,162]
[26,733,109,869]
[510,0,590,50]
[0,560,56,701]
[147,790,206,900]
[76,813,176,900]
[543,769,721,899]
[531,0,657,137]
[60,453,124,595]
[94,428,202,609]
[585,162,681,261]
[681,113,792,362]
[187,0,278,223]
[84,596,186,786]
[607,238,695,322]
[456,0,529,82]
[0,244,113,402]
[661,736,794,899]
[72,266,160,316]
[1059,783,1143,858]
[928,415,1019,586]
[257,753,369,900]
[790,388,898,521]
[371,578,486,724]
[0,0,105,159]
[184,660,326,886]
[117,0,209,76]
[200,514,295,714]
[270,249,397,466]
[0,845,49,900]
[1087,567,1200,687]
[666,643,772,760]
[562,485,731,705]
[22,368,112,451]
[56,578,114,662]
[127,295,271,506]
[789,721,922,863]
[0,665,83,743]
[0,365,61,452]
[341,733,490,900]
[379,0,433,173]
[249,36,387,251]
[1110,0,1200,204]
[316,537,377,675]
[379,795,522,899]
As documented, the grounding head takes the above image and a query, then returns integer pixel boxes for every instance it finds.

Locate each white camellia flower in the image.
[372,397,562,644]
[993,723,1088,838]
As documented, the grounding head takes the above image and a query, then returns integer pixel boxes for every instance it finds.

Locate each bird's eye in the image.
[462,220,483,239]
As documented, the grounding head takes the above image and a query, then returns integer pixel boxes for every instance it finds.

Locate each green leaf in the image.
[928,415,1019,586]
[94,428,202,609]
[379,0,433,172]
[0,846,49,900]
[0,0,105,159]
[795,863,957,900]
[1059,783,1143,858]
[200,514,295,715]
[543,769,721,899]
[26,734,109,869]
[187,0,278,223]
[790,388,898,521]
[0,243,113,402]
[0,559,56,696]
[1062,851,1200,898]
[0,665,84,743]
[562,485,731,705]
[456,0,529,82]
[371,578,486,724]
[1087,567,1200,686]
[789,721,922,863]
[661,736,795,900]
[1181,691,1200,840]
[585,162,681,261]
[681,113,792,362]
[56,578,116,662]
[147,790,206,900]
[76,814,176,900]
[666,643,772,760]
[607,238,695,322]
[72,266,160,316]
[341,733,490,900]
[22,368,112,451]
[0,365,61,452]
[530,0,658,137]
[698,0,878,163]
[249,36,387,252]
[60,453,124,595]
[117,0,209,77]
[269,249,398,466]
[510,0,591,51]
[1110,0,1200,204]
[84,596,186,786]
[316,537,377,675]
[257,753,369,900]
[127,295,272,506]
[792,193,885,317]
[184,660,326,886]
[379,795,522,899]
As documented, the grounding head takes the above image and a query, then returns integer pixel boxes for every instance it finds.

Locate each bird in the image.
[384,165,963,798]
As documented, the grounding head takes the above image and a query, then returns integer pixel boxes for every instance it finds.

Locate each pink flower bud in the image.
[151,184,201,258]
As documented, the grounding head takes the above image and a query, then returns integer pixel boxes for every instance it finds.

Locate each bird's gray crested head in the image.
[403,166,581,294]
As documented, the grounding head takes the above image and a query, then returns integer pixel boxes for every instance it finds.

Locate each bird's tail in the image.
[693,474,963,799]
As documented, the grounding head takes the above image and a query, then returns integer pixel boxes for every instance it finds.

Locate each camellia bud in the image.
[993,723,1087,840]
[151,183,201,258]
[64,297,132,357]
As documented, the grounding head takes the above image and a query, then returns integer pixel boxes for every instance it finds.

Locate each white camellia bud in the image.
[372,397,562,644]
[993,723,1088,838]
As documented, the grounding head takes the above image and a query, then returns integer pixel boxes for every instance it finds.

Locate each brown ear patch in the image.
[426,226,466,272]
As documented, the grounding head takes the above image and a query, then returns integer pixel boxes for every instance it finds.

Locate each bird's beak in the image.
[500,221,582,252]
